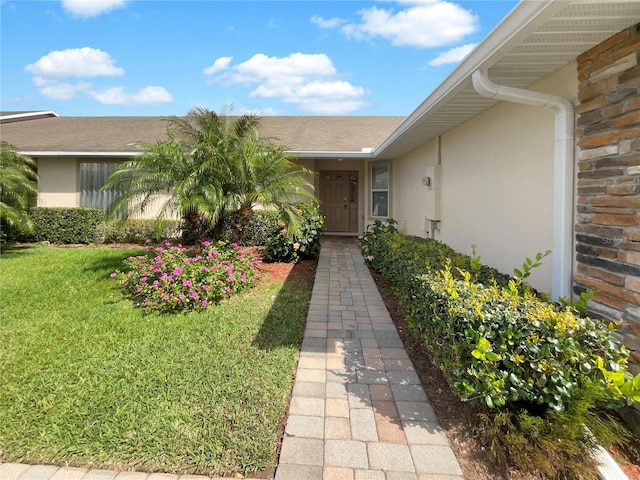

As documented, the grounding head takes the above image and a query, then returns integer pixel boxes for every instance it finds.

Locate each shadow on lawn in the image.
[0,244,38,258]
[252,258,317,351]
[80,247,146,278]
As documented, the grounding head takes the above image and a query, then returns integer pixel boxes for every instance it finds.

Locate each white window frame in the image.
[370,161,390,219]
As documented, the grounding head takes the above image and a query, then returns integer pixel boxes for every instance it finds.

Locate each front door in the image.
[320,170,358,233]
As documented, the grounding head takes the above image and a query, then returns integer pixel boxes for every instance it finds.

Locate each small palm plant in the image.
[102,107,315,244]
[0,141,38,234]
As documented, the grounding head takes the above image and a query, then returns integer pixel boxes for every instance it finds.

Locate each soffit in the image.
[375,1,640,160]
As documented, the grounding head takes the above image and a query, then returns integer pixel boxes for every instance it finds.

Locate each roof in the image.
[1,1,638,160]
[0,115,404,157]
[375,0,640,159]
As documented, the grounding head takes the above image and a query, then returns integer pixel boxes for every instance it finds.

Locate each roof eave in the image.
[22,150,377,159]
[373,0,566,159]
[292,150,376,159]
[20,151,142,157]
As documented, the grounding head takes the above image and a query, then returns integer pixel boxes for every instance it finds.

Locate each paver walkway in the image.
[0,237,463,480]
[274,237,463,480]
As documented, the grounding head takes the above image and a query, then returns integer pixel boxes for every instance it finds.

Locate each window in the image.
[79,162,119,211]
[371,163,389,218]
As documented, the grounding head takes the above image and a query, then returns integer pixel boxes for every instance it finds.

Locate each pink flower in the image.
[191,293,198,300]
[183,279,192,287]
[179,294,185,300]
[202,299,208,307]
[154,256,163,264]
[203,285,210,291]
[224,286,231,293]
[203,241,211,247]
[110,272,117,278]
[163,295,170,301]
[173,268,182,275]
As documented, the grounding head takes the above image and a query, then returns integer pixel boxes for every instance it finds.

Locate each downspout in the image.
[472,69,574,301]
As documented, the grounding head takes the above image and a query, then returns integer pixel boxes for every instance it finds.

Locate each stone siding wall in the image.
[575,23,640,375]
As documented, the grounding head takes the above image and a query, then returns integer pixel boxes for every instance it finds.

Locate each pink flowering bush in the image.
[111,240,261,312]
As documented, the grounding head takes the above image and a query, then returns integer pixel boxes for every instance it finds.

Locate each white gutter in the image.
[21,150,377,160]
[292,150,375,159]
[472,68,574,301]
[373,0,565,158]
[20,151,142,157]
[0,110,58,123]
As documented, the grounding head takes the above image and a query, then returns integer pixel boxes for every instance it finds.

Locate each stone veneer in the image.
[574,23,640,376]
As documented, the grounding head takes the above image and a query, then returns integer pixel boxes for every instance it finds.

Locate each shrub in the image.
[360,225,640,478]
[360,222,512,313]
[264,202,324,263]
[111,240,261,313]
[97,219,180,244]
[220,210,280,246]
[31,207,105,244]
[417,264,631,410]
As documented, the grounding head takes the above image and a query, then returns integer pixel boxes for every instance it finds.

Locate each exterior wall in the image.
[391,64,578,293]
[37,157,78,208]
[391,138,437,236]
[574,23,640,375]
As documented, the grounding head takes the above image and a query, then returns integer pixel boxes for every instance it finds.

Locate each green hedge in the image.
[360,220,639,477]
[361,221,635,410]
[30,208,105,244]
[96,219,180,244]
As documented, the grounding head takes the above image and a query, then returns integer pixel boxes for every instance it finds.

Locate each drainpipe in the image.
[472,69,574,301]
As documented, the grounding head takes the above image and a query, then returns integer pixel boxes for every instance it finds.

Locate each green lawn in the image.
[0,245,310,476]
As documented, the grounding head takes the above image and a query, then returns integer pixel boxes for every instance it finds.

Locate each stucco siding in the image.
[392,139,437,236]
[390,64,578,294]
[37,157,78,208]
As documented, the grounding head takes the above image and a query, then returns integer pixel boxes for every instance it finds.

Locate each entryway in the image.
[319,170,359,233]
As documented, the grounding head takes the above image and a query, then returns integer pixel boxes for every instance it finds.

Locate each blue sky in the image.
[1,0,518,117]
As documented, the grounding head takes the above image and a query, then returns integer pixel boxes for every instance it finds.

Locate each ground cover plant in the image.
[0,245,311,476]
[361,221,639,479]
[112,240,261,312]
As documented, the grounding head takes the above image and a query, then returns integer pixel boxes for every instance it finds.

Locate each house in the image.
[2,1,639,375]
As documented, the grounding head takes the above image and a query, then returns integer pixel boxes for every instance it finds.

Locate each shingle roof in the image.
[0,115,404,155]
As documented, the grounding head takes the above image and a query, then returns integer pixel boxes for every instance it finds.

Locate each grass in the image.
[0,245,311,476]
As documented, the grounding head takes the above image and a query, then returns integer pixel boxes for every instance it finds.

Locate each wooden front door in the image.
[320,170,358,233]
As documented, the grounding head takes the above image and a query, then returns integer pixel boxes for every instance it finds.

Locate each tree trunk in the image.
[232,205,254,244]
[183,210,205,245]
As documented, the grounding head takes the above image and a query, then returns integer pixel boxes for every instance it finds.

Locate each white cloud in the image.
[26,48,124,78]
[32,77,92,100]
[203,56,233,75]
[428,43,476,65]
[206,52,368,114]
[340,1,478,48]
[26,47,172,107]
[89,86,173,105]
[310,15,345,29]
[61,0,125,18]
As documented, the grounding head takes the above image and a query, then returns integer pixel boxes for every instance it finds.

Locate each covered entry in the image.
[319,170,359,233]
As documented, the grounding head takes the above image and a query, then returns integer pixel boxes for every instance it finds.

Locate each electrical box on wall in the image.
[424,164,441,221]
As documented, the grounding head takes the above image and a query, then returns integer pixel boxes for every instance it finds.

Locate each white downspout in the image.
[472,69,574,301]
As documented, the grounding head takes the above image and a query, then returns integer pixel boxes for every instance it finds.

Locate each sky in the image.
[1,0,518,117]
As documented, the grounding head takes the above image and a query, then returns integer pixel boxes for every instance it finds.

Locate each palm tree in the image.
[102,107,315,243]
[0,141,38,234]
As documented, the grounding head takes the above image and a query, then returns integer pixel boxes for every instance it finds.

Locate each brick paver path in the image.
[275,237,463,480]
[1,237,463,480]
